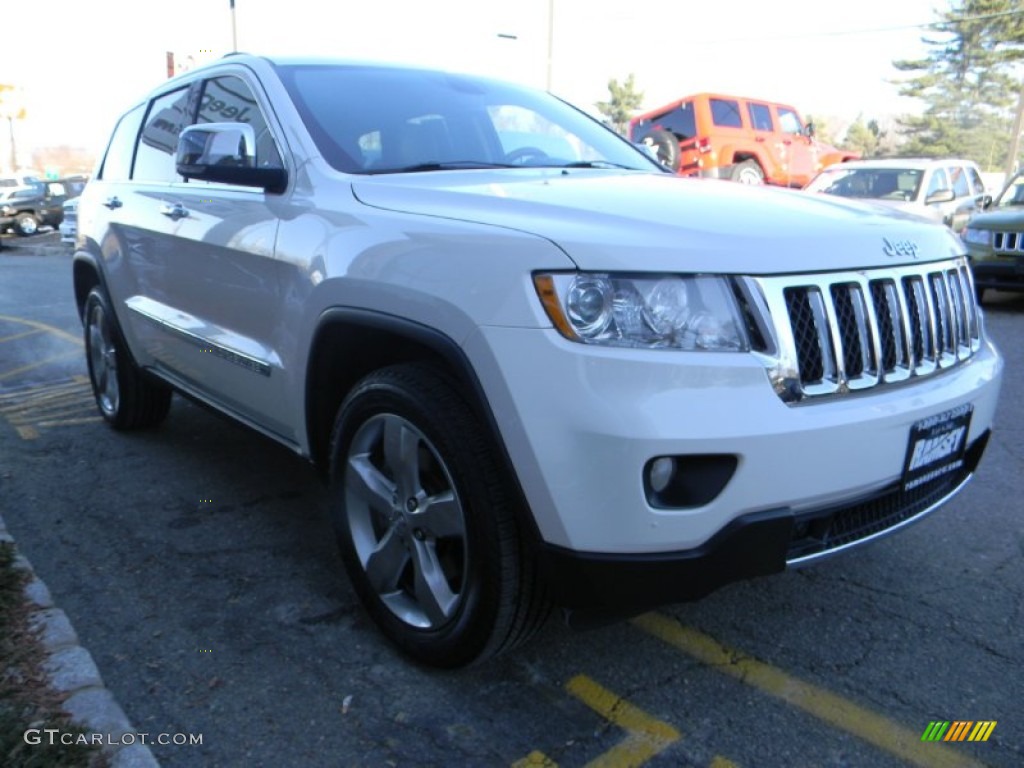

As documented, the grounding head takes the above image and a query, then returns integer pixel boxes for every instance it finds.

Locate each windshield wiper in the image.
[374,161,520,174]
[556,160,638,170]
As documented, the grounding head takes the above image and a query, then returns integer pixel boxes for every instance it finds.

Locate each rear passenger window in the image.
[710,99,742,128]
[197,76,283,169]
[747,103,773,132]
[99,104,145,182]
[134,87,192,183]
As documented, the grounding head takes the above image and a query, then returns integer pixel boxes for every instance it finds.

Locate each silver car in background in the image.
[804,157,990,232]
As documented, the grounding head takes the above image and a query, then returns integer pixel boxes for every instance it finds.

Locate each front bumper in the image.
[969,252,1024,293]
[541,430,988,620]
[468,325,1003,556]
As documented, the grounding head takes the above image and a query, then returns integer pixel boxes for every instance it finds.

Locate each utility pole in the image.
[5,116,15,173]
[0,84,23,173]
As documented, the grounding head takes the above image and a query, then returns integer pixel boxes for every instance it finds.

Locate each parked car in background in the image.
[0,173,42,189]
[963,170,1024,302]
[804,158,989,233]
[628,92,858,186]
[59,196,79,244]
[0,178,83,235]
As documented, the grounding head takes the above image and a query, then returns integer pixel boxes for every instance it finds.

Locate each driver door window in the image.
[926,168,949,198]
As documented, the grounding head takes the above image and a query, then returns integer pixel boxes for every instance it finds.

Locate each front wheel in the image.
[84,287,172,429]
[329,363,549,667]
[731,159,765,185]
[15,213,40,236]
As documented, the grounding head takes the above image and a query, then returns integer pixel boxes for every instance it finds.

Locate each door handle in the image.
[103,196,123,210]
[159,202,189,221]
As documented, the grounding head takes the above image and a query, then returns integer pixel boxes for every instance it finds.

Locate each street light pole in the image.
[6,116,15,173]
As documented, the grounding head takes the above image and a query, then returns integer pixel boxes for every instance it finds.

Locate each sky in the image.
[0,0,955,170]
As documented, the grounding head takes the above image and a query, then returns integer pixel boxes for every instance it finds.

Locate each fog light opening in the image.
[648,456,676,494]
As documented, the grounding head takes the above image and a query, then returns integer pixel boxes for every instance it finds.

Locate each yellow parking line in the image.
[0,313,82,346]
[511,751,559,768]
[0,350,82,381]
[631,613,989,768]
[0,375,90,402]
[14,424,39,440]
[565,674,680,767]
[0,327,46,343]
[35,417,101,428]
[0,391,94,416]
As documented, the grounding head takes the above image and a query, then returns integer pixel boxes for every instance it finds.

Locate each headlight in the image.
[963,227,991,246]
[534,272,749,351]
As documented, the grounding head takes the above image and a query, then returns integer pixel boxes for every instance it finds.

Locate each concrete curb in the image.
[0,513,160,768]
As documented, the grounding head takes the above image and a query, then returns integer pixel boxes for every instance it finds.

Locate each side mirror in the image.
[979,194,993,209]
[924,188,955,205]
[805,121,816,139]
[176,123,287,193]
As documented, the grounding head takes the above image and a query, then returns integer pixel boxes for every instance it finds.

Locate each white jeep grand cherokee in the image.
[74,55,1003,667]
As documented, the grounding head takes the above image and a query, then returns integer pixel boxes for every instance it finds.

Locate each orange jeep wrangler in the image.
[629,93,858,187]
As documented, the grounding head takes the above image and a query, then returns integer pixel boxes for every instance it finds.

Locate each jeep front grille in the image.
[992,231,1024,254]
[748,259,980,402]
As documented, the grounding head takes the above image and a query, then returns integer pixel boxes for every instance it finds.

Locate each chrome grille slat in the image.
[749,258,980,403]
[993,231,1024,254]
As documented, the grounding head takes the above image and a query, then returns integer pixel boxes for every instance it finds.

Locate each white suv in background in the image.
[73,55,1004,667]
[804,157,990,232]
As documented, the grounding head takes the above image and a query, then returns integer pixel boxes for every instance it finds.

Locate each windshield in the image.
[805,167,923,202]
[996,174,1024,207]
[275,63,661,175]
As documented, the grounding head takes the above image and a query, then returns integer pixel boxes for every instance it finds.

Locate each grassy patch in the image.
[0,542,106,767]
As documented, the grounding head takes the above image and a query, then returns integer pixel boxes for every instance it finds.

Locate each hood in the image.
[864,198,943,222]
[967,206,1024,230]
[351,170,965,274]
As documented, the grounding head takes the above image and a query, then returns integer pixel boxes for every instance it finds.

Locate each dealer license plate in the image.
[902,404,973,493]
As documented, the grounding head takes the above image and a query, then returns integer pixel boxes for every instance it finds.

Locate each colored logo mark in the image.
[921,721,997,742]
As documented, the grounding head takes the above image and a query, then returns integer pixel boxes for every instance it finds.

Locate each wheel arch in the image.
[729,150,765,170]
[72,252,104,321]
[304,310,539,541]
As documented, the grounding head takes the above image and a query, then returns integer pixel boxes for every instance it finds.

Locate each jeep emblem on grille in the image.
[883,237,920,260]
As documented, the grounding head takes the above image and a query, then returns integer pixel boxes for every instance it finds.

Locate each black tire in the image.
[15,213,40,236]
[83,287,172,430]
[640,128,680,170]
[731,159,765,185]
[329,363,549,667]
